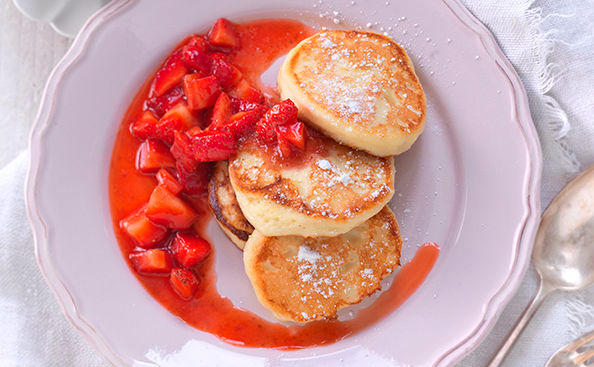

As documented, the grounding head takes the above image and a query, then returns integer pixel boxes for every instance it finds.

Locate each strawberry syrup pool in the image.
[109,18,439,349]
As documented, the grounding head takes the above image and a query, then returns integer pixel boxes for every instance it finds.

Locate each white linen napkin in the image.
[0,0,593,366]
[0,151,105,367]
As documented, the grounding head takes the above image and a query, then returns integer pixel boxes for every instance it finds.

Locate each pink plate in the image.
[26,0,541,366]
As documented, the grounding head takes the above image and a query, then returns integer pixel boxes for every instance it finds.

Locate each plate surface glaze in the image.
[26,0,542,366]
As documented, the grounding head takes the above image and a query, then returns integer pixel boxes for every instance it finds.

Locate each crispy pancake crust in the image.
[278,30,426,156]
[228,134,394,237]
[243,206,402,322]
[208,161,254,250]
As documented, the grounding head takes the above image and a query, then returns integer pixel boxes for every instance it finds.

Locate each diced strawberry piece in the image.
[208,18,239,49]
[181,44,211,75]
[221,109,266,139]
[170,131,198,172]
[231,107,267,122]
[275,121,306,158]
[230,96,267,113]
[145,185,198,229]
[224,111,248,127]
[170,268,200,300]
[137,138,176,173]
[272,99,299,123]
[209,52,229,62]
[170,233,211,268]
[120,205,168,248]
[185,35,210,50]
[210,58,242,90]
[186,126,204,137]
[176,162,211,195]
[152,52,188,97]
[257,99,298,143]
[210,92,232,128]
[183,74,221,110]
[230,79,264,104]
[190,130,236,162]
[156,168,183,195]
[276,131,294,158]
[145,86,185,118]
[130,111,159,140]
[275,121,306,150]
[129,249,173,276]
[156,102,198,144]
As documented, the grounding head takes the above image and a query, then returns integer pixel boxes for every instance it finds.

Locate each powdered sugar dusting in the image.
[303,150,392,220]
[278,220,399,321]
[295,248,338,302]
[337,172,355,185]
[294,30,424,133]
[297,245,322,264]
[315,158,355,188]
[316,159,332,170]
[320,37,336,49]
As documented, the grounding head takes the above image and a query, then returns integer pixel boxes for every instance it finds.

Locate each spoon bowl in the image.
[489,165,594,366]
[534,166,594,291]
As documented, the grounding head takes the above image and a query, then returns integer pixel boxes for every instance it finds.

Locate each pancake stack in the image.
[209,30,425,322]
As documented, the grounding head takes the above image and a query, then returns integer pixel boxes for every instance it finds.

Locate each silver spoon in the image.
[488,165,594,366]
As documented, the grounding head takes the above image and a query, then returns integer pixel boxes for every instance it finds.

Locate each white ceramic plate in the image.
[27,0,541,366]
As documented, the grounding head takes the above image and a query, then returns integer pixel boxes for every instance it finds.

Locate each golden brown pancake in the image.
[228,133,394,237]
[243,206,402,322]
[208,161,254,250]
[278,30,426,156]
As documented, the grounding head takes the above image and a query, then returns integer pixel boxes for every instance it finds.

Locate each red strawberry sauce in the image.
[109,19,439,349]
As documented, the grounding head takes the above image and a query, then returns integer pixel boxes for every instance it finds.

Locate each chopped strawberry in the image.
[230,96,267,113]
[145,185,198,229]
[276,131,294,158]
[232,107,267,121]
[137,138,176,173]
[221,109,266,139]
[210,58,242,90]
[190,130,236,162]
[151,52,188,97]
[183,74,221,110]
[209,52,229,62]
[120,205,168,248]
[186,126,204,137]
[130,111,159,140]
[129,249,173,276]
[257,99,298,143]
[208,18,239,49]
[145,86,185,118]
[225,110,249,126]
[170,268,200,300]
[210,92,232,127]
[170,131,198,172]
[181,44,211,75]
[230,79,264,104]
[156,102,198,144]
[170,233,211,267]
[156,168,183,195]
[275,121,306,150]
[176,162,212,195]
[185,35,210,50]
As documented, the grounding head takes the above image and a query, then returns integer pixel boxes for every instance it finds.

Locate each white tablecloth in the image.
[0,0,592,366]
